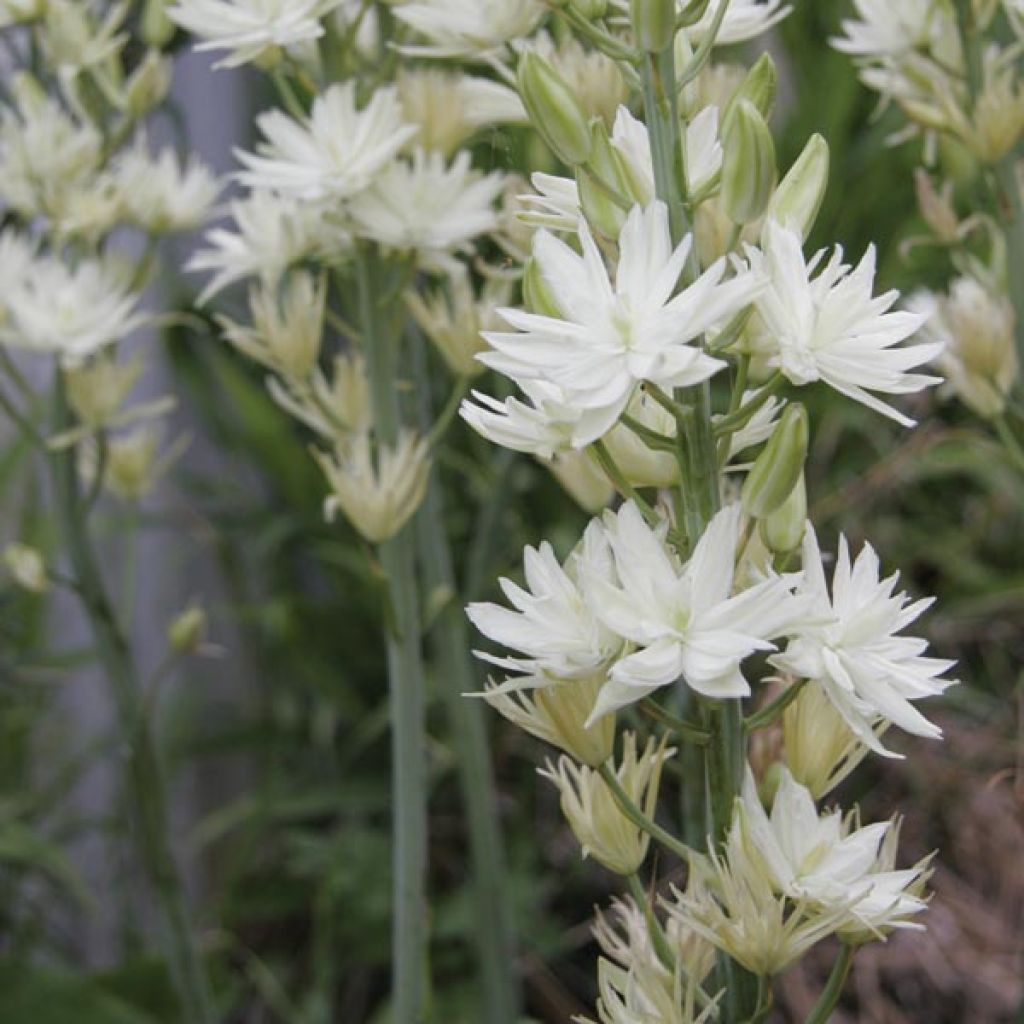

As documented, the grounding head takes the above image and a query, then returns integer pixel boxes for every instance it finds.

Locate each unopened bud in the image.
[914,170,960,244]
[168,605,208,654]
[631,0,676,52]
[126,50,173,118]
[141,0,175,48]
[741,403,809,520]
[721,100,777,224]
[518,53,592,167]
[570,0,608,17]
[759,471,806,555]
[4,543,47,593]
[678,0,712,26]
[765,134,829,241]
[523,257,562,318]
[578,119,631,238]
[727,53,778,122]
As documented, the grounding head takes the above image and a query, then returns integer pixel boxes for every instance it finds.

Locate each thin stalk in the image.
[994,156,1024,373]
[744,679,809,733]
[414,342,520,1023]
[639,698,711,745]
[626,873,675,971]
[50,377,213,1024]
[592,438,660,525]
[598,763,696,864]
[806,944,855,1024]
[357,248,430,1023]
[994,414,1024,474]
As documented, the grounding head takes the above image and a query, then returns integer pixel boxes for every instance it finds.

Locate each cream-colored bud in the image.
[543,35,629,128]
[546,451,615,513]
[168,605,208,655]
[518,52,592,167]
[3,543,48,593]
[783,681,877,799]
[65,353,142,429]
[91,428,162,500]
[220,272,325,382]
[540,733,673,876]
[314,431,430,545]
[741,404,808,520]
[125,50,173,118]
[141,0,174,47]
[914,170,960,245]
[405,268,511,379]
[482,673,616,767]
[765,134,829,242]
[759,471,806,555]
[603,392,680,488]
[721,99,777,225]
[960,56,1024,164]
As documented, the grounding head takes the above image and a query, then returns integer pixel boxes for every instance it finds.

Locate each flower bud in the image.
[678,0,712,25]
[168,605,208,655]
[548,451,615,513]
[523,256,562,318]
[126,50,173,118]
[914,170,960,245]
[141,0,175,47]
[4,543,48,593]
[578,119,631,238]
[631,0,676,52]
[765,134,829,241]
[517,52,592,167]
[741,403,809,520]
[727,53,778,122]
[721,99,777,224]
[759,471,806,555]
[570,0,607,17]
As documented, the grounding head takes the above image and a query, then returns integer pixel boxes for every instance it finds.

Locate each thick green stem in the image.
[413,343,520,1023]
[806,944,855,1024]
[50,378,213,1024]
[358,249,430,1023]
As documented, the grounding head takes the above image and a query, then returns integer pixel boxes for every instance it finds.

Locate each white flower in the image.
[40,0,128,74]
[468,519,620,680]
[774,524,956,755]
[168,0,345,68]
[1,256,145,363]
[741,767,929,936]
[685,0,792,45]
[481,202,762,445]
[747,221,940,426]
[235,83,418,202]
[189,190,350,302]
[0,229,37,318]
[350,149,505,256]
[832,0,953,59]
[517,172,581,232]
[588,502,803,720]
[114,144,220,234]
[393,0,545,59]
[0,0,42,28]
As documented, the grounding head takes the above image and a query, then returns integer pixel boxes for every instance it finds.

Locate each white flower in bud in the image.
[393,0,545,60]
[587,501,805,720]
[1,256,145,364]
[3,543,48,593]
[396,69,525,156]
[747,221,940,426]
[236,83,418,202]
[190,190,351,303]
[168,0,345,68]
[351,149,505,258]
[114,143,219,234]
[740,767,930,938]
[65,352,143,429]
[219,272,326,382]
[774,524,957,756]
[540,733,673,875]
[547,449,616,513]
[468,518,621,680]
[314,431,430,544]
[530,32,630,127]
[269,352,371,439]
[480,202,762,446]
[603,391,681,488]
[82,426,174,501]
[480,672,616,767]
[953,46,1024,163]
[407,268,511,379]
[909,278,1018,419]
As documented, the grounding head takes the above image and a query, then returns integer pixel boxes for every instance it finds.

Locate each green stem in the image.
[744,679,809,733]
[413,341,519,1023]
[712,373,784,437]
[598,763,695,864]
[639,697,711,745]
[994,156,1024,375]
[806,944,855,1024]
[591,438,660,526]
[357,248,430,1023]
[50,377,212,1024]
[626,873,675,971]
[425,376,469,449]
[995,414,1024,474]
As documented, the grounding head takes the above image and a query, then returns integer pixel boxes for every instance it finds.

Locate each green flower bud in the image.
[727,53,778,122]
[168,605,208,655]
[759,471,807,555]
[141,0,175,48]
[571,0,608,17]
[578,168,627,239]
[631,0,676,52]
[523,257,562,318]
[766,134,830,240]
[126,50,173,118]
[678,0,713,26]
[517,53,592,167]
[721,99,777,225]
[579,118,631,238]
[741,403,809,520]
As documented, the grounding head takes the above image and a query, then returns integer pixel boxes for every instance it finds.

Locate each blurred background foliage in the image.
[0,5,1021,1023]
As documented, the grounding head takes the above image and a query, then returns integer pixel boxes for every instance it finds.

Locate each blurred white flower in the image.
[588,502,803,720]
[1,256,145,363]
[0,0,42,28]
[774,524,956,755]
[190,190,350,302]
[236,82,417,201]
[468,519,620,680]
[747,221,940,426]
[0,229,37,321]
[40,0,128,74]
[350,149,505,256]
[393,0,545,59]
[168,0,344,68]
[114,143,220,234]
[685,0,792,45]
[832,0,954,59]
[481,202,762,445]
